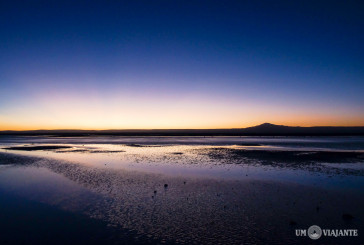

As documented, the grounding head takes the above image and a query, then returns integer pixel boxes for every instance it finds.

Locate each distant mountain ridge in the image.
[243,123,364,135]
[1,123,364,136]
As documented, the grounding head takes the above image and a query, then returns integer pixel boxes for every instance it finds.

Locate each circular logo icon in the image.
[308,225,322,240]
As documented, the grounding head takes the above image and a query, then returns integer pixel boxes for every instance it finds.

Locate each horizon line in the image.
[2,123,364,132]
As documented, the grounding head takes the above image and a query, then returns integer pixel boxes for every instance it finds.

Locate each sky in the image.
[0,0,363,130]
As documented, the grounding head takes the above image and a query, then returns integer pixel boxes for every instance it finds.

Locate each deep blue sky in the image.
[1,1,363,129]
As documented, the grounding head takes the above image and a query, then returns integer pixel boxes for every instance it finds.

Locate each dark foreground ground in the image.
[0,190,163,245]
[0,143,364,244]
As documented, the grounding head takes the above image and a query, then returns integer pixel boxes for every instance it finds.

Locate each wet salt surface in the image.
[0,136,364,244]
[1,142,364,189]
[1,135,364,150]
[0,165,100,212]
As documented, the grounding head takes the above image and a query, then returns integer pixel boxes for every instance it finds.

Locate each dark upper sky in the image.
[1,1,363,129]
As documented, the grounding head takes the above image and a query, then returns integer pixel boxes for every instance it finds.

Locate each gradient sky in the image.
[1,0,363,130]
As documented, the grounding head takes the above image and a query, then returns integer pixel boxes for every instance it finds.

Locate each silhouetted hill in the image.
[1,123,364,136]
[242,123,364,136]
[243,123,302,134]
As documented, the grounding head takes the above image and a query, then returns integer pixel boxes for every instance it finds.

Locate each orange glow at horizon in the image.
[1,88,364,131]
[1,107,364,131]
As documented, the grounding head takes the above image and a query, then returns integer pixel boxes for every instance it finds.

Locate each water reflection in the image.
[0,137,363,244]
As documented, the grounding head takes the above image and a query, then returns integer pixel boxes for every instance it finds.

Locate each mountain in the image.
[242,123,364,135]
[1,123,364,136]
